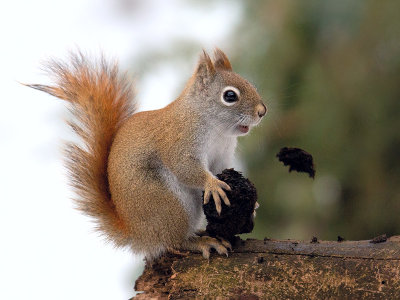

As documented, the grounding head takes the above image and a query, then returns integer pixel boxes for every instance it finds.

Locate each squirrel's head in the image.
[188,48,267,136]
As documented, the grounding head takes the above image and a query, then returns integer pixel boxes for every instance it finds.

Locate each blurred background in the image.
[1,0,399,299]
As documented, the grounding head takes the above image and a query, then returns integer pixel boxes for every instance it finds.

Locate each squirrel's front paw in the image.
[204,176,231,215]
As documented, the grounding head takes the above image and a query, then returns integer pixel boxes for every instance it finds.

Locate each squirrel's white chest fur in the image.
[206,133,237,175]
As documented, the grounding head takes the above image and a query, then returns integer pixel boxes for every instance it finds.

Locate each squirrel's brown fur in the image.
[29,49,266,259]
[28,53,137,247]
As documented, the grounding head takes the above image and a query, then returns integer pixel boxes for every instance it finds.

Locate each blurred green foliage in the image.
[234,1,400,240]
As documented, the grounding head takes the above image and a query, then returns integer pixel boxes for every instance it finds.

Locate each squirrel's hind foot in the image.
[181,235,232,259]
[166,248,190,257]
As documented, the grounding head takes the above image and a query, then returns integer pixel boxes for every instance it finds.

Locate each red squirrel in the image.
[29,49,267,259]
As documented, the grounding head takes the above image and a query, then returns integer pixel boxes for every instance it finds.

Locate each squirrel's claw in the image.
[203,190,211,205]
[204,176,231,215]
[217,187,230,206]
[219,180,232,192]
[181,236,230,259]
[212,190,222,215]
[217,236,232,251]
[194,231,233,252]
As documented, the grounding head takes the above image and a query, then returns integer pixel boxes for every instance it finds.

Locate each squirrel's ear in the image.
[213,48,232,71]
[194,50,216,86]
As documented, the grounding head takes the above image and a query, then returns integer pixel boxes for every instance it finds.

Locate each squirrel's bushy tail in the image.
[29,52,137,247]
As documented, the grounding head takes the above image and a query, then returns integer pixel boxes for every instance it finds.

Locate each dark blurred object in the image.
[277,147,315,178]
[203,169,258,242]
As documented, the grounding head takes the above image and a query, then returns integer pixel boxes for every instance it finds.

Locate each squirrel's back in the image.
[28,53,137,247]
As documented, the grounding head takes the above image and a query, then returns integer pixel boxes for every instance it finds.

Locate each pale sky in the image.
[0,0,241,299]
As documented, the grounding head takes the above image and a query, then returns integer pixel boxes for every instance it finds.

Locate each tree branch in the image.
[134,236,400,299]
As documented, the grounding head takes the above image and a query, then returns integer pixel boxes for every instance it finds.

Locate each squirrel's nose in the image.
[257,103,267,118]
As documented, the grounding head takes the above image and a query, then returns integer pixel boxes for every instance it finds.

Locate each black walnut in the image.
[203,168,257,242]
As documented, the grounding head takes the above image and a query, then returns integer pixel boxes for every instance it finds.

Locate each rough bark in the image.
[133,235,400,299]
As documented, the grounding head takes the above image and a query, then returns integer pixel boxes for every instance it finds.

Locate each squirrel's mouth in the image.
[238,125,249,134]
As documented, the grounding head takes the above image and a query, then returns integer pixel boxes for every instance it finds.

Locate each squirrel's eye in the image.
[223,90,238,102]
[221,86,240,106]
